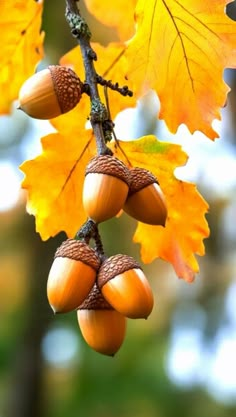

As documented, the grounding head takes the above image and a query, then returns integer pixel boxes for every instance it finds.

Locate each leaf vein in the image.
[59,135,93,196]
[162,0,195,92]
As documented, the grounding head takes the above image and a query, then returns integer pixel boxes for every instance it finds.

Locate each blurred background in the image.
[1,1,236,416]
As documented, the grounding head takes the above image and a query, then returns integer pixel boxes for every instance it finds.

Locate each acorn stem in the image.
[75,219,105,260]
[65,0,112,156]
[93,227,106,263]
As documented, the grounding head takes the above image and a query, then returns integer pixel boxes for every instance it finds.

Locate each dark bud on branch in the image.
[96,75,133,97]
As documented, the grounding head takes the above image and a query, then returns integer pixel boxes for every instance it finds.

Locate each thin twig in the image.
[76,219,105,260]
[96,74,133,97]
[103,86,133,167]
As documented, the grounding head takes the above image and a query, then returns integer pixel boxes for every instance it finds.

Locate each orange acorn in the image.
[77,284,126,356]
[124,167,167,226]
[97,254,154,319]
[82,155,130,223]
[18,65,83,119]
[47,239,100,313]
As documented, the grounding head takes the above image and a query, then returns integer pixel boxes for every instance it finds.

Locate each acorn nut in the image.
[18,65,83,119]
[97,254,154,319]
[124,167,167,226]
[82,155,130,223]
[47,239,100,313]
[77,284,126,356]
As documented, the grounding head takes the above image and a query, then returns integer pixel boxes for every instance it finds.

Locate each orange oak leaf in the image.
[84,0,137,41]
[112,136,209,282]
[20,130,96,241]
[57,42,136,123]
[0,0,44,114]
[125,0,236,139]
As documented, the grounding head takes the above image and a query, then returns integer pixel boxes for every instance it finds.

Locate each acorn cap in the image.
[55,239,100,271]
[128,167,158,196]
[97,254,141,289]
[49,65,83,114]
[85,155,130,185]
[78,284,113,310]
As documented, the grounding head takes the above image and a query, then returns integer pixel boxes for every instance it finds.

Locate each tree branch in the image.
[65,0,112,156]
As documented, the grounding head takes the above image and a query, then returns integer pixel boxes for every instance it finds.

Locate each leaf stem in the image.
[65,0,112,156]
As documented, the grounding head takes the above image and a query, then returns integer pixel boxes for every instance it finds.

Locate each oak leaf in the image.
[125,0,236,139]
[84,0,136,41]
[0,0,44,114]
[20,130,96,241]
[113,136,209,282]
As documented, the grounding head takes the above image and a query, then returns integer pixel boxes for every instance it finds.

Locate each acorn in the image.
[18,65,83,119]
[82,155,130,223]
[77,284,126,356]
[124,167,167,226]
[47,239,100,313]
[97,254,154,319]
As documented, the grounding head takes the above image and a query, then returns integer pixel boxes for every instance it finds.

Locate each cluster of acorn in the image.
[18,65,168,356]
[47,154,167,356]
[47,240,154,357]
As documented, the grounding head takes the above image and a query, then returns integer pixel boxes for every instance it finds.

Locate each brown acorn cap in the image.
[97,254,141,289]
[128,167,159,196]
[78,284,112,310]
[49,65,83,114]
[54,239,100,271]
[85,155,130,185]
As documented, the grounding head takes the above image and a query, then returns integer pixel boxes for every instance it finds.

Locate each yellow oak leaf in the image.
[84,0,136,41]
[112,136,209,282]
[0,0,44,114]
[57,42,136,123]
[20,130,96,241]
[125,0,236,139]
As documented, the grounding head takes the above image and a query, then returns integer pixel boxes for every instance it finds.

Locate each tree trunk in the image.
[6,212,64,417]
